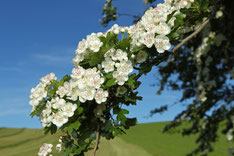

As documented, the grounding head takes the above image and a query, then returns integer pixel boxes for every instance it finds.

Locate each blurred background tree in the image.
[100,0,234,155]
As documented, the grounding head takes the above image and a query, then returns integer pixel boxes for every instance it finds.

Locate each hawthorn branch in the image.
[92,122,101,156]
[171,19,210,52]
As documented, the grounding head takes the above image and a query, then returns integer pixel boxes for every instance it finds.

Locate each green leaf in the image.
[59,74,71,86]
[73,147,82,155]
[117,109,129,124]
[105,72,113,79]
[168,32,180,40]
[30,110,38,117]
[173,13,184,29]
[124,118,137,129]
[72,121,81,130]
[63,148,72,156]
[50,124,57,135]
[89,52,103,67]
[76,107,84,114]
[105,31,118,44]
[124,95,136,103]
[118,37,131,50]
[166,10,177,23]
[139,62,153,75]
[112,128,123,136]
[113,107,120,114]
[105,78,116,88]
[43,124,57,135]
[126,74,136,88]
[103,120,113,131]
[67,120,81,133]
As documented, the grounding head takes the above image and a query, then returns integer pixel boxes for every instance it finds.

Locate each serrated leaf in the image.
[105,78,116,88]
[117,109,129,124]
[89,52,103,66]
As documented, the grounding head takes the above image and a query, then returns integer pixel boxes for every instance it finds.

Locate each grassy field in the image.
[0,122,233,156]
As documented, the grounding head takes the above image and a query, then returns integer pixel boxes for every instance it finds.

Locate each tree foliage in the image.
[101,0,234,155]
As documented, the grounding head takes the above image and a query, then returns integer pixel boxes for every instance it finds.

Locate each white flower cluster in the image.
[73,33,104,65]
[108,24,129,35]
[38,143,53,156]
[40,97,77,127]
[102,48,133,85]
[69,66,108,104]
[30,73,57,111]
[128,0,194,53]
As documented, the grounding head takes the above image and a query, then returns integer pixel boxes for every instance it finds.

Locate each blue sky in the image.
[0,0,185,128]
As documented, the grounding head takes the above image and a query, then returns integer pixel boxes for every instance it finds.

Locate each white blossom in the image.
[102,57,115,73]
[67,80,80,101]
[51,97,66,110]
[79,87,96,102]
[30,83,48,110]
[89,39,103,52]
[110,24,120,34]
[52,111,68,127]
[71,66,85,80]
[141,32,155,48]
[95,89,109,104]
[90,74,104,89]
[113,71,129,85]
[38,143,53,156]
[155,22,171,35]
[112,49,128,61]
[40,73,57,86]
[61,102,77,117]
[72,53,85,65]
[76,39,87,54]
[104,48,115,58]
[56,144,62,153]
[154,35,171,53]
[115,60,133,74]
[56,82,70,98]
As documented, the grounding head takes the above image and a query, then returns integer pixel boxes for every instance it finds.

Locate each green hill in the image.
[0,122,233,156]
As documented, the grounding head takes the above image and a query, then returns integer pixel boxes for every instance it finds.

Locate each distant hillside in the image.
[0,122,233,156]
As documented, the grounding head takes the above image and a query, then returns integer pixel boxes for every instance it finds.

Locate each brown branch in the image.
[171,19,210,52]
[92,123,101,156]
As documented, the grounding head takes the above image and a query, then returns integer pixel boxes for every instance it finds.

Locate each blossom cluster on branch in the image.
[29,0,196,155]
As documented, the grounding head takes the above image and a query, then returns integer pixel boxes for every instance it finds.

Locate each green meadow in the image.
[0,122,233,156]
